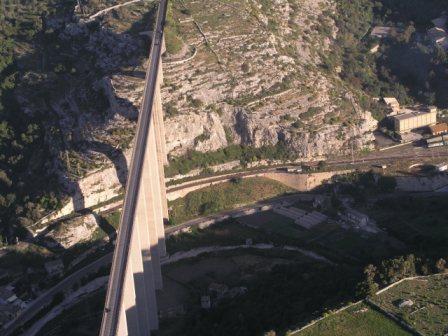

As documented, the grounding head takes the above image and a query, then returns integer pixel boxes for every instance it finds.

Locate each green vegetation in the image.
[176,262,361,336]
[0,0,72,240]
[333,172,397,205]
[168,177,293,224]
[0,243,52,270]
[36,289,106,336]
[164,2,184,55]
[242,211,300,238]
[372,274,448,336]
[293,303,411,336]
[165,142,297,176]
[331,0,448,111]
[301,107,323,120]
[166,219,272,254]
[370,196,448,256]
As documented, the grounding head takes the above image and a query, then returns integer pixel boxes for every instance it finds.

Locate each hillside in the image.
[3,0,448,235]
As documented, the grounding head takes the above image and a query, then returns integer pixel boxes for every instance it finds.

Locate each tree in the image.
[356,264,379,298]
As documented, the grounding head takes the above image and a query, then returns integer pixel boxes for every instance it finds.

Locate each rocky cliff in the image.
[99,0,377,160]
[18,0,377,194]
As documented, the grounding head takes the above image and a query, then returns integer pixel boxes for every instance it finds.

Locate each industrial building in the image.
[392,107,437,134]
[383,97,401,115]
[429,123,448,136]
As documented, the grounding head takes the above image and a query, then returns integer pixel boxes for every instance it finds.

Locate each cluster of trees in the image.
[374,0,448,28]
[180,263,360,336]
[0,0,65,240]
[357,254,447,297]
[333,171,397,205]
[329,0,448,114]
[373,196,448,256]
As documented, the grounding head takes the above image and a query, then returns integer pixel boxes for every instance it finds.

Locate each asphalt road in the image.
[3,192,310,335]
[6,184,447,335]
[2,253,113,336]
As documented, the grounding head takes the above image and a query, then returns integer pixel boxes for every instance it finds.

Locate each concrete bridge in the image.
[100,1,170,335]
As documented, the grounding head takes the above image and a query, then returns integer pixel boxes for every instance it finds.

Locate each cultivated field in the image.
[372,274,448,336]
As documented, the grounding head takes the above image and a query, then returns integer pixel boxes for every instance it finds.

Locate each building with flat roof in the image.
[371,26,402,38]
[392,107,437,134]
[383,97,401,115]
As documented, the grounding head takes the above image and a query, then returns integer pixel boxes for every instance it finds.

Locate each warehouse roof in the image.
[429,123,448,134]
[393,108,436,121]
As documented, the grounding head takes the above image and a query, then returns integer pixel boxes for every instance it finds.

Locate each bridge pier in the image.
[114,67,167,334]
[100,0,170,332]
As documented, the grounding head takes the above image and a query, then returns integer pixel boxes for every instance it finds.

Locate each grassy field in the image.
[166,220,274,253]
[240,211,302,238]
[239,210,404,264]
[169,177,293,224]
[371,274,448,336]
[291,302,411,336]
[369,196,448,256]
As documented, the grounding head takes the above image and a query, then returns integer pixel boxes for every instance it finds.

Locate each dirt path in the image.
[88,0,143,21]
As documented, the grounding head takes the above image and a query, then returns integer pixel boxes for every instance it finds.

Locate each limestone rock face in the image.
[154,0,378,158]
[41,0,378,169]
[165,112,228,154]
[20,0,381,216]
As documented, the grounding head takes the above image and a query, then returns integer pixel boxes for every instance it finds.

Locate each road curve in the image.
[2,254,113,336]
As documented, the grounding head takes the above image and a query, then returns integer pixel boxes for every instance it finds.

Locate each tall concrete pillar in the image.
[141,116,165,285]
[100,1,170,332]
[113,69,167,335]
[153,83,169,223]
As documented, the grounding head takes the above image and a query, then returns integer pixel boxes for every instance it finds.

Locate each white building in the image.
[342,209,371,228]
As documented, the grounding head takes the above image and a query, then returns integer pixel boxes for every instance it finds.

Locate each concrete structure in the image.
[435,163,448,172]
[200,296,211,309]
[100,1,169,335]
[383,97,400,115]
[392,107,437,134]
[371,26,401,38]
[342,209,370,227]
[296,211,327,229]
[429,123,448,136]
[369,44,380,54]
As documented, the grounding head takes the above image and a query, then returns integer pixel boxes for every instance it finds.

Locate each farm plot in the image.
[371,274,448,336]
